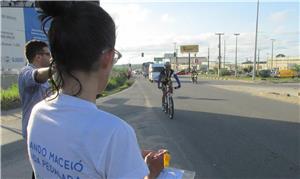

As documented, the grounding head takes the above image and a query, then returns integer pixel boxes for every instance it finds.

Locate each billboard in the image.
[180,45,199,53]
[24,8,49,42]
[1,7,26,72]
[1,7,49,74]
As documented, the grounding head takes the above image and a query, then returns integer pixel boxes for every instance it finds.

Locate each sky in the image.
[101,0,300,65]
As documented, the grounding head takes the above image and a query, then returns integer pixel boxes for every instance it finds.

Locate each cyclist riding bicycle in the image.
[191,67,198,83]
[158,62,181,110]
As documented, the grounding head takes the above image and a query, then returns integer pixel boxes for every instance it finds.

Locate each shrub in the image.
[105,75,128,91]
[291,64,300,73]
[219,68,231,76]
[208,69,216,74]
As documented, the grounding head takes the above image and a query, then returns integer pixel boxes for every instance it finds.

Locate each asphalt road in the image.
[1,76,300,179]
[97,76,300,178]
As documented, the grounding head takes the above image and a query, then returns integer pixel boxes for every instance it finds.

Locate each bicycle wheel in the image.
[161,99,165,111]
[164,96,168,113]
[192,77,196,84]
[168,97,174,119]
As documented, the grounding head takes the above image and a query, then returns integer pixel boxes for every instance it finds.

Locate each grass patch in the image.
[1,84,21,110]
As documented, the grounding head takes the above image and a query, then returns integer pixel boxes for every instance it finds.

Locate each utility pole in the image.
[224,39,226,68]
[234,33,240,77]
[174,42,177,71]
[257,49,260,74]
[271,39,275,70]
[215,33,224,77]
[207,47,210,73]
[188,53,191,72]
[253,0,259,80]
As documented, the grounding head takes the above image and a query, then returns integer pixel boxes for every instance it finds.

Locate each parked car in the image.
[259,70,271,78]
[176,70,190,75]
[245,71,253,77]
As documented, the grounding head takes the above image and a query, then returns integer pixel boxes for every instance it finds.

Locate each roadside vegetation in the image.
[198,65,300,83]
[1,84,21,110]
[97,67,134,97]
[1,68,133,111]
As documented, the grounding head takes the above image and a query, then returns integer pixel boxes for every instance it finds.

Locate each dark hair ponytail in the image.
[36,1,116,97]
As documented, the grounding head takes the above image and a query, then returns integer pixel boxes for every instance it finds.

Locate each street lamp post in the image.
[207,47,210,73]
[173,42,177,70]
[271,39,275,70]
[257,49,260,74]
[215,33,224,77]
[224,39,226,68]
[234,33,240,77]
[253,0,260,80]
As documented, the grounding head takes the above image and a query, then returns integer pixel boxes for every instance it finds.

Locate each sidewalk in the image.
[0,108,32,179]
[1,108,23,145]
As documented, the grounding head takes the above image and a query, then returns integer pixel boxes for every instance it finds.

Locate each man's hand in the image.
[50,58,57,75]
[35,67,53,83]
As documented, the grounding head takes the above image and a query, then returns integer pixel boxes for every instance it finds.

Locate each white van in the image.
[149,63,165,82]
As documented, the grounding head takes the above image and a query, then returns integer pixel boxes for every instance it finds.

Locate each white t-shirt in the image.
[27,93,149,179]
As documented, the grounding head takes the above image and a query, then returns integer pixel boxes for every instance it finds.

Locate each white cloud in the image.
[274,25,284,32]
[269,11,289,24]
[116,30,299,64]
[101,3,298,64]
[101,3,152,49]
[161,13,175,23]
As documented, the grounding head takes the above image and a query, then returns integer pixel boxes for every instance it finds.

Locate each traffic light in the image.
[174,52,177,57]
[141,52,144,57]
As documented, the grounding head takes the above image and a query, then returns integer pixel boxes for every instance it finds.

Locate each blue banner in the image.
[23,8,50,43]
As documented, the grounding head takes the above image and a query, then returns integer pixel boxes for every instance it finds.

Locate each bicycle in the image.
[162,83,175,119]
[191,74,198,84]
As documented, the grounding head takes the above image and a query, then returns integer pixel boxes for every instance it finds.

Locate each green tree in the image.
[291,64,300,72]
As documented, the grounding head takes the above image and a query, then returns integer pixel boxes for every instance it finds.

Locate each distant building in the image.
[267,56,300,70]
[170,56,207,71]
[241,61,270,70]
[202,61,218,70]
[172,56,207,65]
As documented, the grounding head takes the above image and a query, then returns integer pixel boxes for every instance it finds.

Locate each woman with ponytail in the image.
[27,1,164,178]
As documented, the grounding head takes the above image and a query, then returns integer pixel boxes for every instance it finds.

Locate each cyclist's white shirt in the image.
[27,93,149,179]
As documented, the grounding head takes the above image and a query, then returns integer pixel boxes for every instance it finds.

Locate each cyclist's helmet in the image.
[164,62,171,70]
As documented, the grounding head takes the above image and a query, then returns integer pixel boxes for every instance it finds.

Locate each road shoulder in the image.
[209,84,300,105]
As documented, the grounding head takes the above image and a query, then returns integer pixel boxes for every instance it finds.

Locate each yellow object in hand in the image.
[163,152,171,168]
